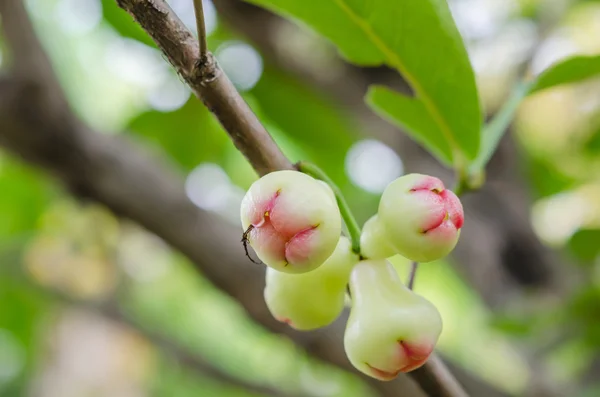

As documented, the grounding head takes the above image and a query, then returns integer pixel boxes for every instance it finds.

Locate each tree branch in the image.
[114,0,292,176]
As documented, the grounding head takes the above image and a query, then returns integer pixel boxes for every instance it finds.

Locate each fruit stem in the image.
[192,0,208,58]
[407,261,419,290]
[295,161,362,256]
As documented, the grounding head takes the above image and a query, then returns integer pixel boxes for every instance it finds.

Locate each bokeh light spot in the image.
[216,42,264,92]
[345,140,403,194]
[55,0,102,35]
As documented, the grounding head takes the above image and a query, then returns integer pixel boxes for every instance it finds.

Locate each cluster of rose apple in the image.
[240,170,464,381]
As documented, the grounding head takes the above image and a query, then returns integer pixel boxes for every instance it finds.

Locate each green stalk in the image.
[296,161,362,256]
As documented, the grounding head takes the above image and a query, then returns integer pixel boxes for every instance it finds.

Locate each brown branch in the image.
[114,0,292,176]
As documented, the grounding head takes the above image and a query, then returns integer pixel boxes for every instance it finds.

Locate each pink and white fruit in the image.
[360,215,396,260]
[344,260,442,380]
[264,236,359,330]
[378,174,464,263]
[240,170,342,273]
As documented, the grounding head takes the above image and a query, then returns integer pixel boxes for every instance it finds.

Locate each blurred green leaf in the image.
[567,229,600,264]
[0,273,49,396]
[0,160,54,239]
[583,126,600,154]
[568,286,600,349]
[529,55,600,95]
[101,0,157,47]
[243,0,482,167]
[489,317,535,337]
[127,98,230,171]
[524,154,574,198]
[366,85,452,166]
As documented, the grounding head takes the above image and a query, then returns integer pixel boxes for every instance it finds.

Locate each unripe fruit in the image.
[264,236,359,330]
[378,174,464,263]
[240,170,342,273]
[344,259,442,380]
[360,215,396,260]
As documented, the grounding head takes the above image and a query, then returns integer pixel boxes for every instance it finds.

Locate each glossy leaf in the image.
[529,55,600,95]
[243,0,482,167]
[366,85,452,166]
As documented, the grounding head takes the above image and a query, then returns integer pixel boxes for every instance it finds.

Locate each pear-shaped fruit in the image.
[378,174,463,263]
[344,259,442,380]
[240,170,342,273]
[360,214,396,260]
[264,237,359,330]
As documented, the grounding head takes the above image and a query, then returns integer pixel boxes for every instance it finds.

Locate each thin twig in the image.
[192,0,208,57]
[412,355,469,397]
[407,261,418,290]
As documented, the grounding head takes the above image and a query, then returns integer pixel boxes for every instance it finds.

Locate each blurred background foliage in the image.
[1,0,600,396]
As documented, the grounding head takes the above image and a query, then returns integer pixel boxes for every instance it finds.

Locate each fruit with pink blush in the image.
[240,170,342,273]
[378,173,464,263]
[344,259,442,380]
[264,236,359,330]
[360,214,396,260]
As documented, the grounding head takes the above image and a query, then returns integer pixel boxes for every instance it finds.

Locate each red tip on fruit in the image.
[365,341,434,380]
[409,175,445,193]
[408,179,463,234]
[440,190,464,229]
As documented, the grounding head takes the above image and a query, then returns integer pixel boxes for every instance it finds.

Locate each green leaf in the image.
[567,229,600,264]
[127,98,229,171]
[529,55,600,95]
[366,85,452,166]
[0,161,54,239]
[243,0,482,166]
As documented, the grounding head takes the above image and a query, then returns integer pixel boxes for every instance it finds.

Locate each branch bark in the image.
[0,1,507,397]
